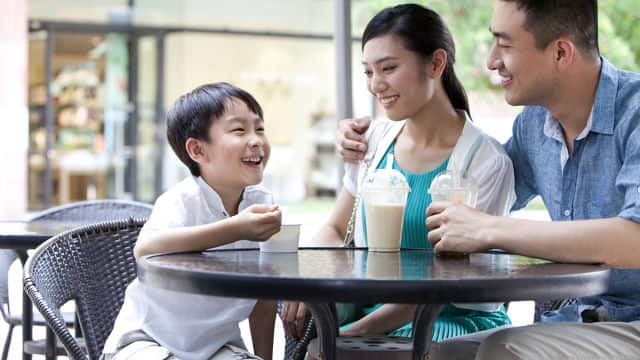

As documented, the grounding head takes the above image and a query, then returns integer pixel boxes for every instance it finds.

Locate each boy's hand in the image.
[280,301,308,339]
[235,204,282,241]
[337,117,371,163]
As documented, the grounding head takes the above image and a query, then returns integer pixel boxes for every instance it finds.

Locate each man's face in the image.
[487,1,559,106]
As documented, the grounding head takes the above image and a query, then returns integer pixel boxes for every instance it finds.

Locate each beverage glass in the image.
[363,155,410,252]
[429,171,479,257]
[429,171,479,207]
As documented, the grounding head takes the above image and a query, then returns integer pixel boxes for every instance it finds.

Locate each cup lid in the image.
[364,154,410,191]
[429,170,478,195]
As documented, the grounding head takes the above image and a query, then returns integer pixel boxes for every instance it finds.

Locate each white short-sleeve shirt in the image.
[103,176,273,360]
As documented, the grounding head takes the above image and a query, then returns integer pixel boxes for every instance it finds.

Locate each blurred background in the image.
[2,0,639,358]
[2,0,639,219]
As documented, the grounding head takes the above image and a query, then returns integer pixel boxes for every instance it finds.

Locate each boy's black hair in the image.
[502,0,599,59]
[166,82,263,176]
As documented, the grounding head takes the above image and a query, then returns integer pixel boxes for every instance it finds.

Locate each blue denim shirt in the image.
[504,58,640,322]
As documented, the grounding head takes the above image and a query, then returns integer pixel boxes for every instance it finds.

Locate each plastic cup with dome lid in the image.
[363,154,411,252]
[428,167,479,208]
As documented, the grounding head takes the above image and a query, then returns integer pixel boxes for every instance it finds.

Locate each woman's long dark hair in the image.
[363,4,470,114]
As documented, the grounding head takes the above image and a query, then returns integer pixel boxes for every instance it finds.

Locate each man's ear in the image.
[185,137,206,163]
[553,38,576,71]
[429,49,448,79]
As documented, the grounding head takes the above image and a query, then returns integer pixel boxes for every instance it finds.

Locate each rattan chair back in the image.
[24,218,146,360]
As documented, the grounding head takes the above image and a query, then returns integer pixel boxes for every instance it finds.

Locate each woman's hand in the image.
[280,301,308,339]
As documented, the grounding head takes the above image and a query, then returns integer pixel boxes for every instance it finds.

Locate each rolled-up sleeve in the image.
[617,124,640,222]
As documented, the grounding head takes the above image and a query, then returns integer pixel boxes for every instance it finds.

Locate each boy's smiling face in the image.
[194,97,270,190]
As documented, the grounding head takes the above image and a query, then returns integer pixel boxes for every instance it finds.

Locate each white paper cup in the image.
[259,224,300,253]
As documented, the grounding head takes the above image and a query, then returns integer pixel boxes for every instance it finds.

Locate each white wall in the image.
[0,0,28,220]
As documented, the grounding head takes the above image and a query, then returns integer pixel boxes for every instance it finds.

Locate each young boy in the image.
[103,82,281,360]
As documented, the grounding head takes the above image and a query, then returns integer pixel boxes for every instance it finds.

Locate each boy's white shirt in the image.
[103,176,272,360]
[343,112,516,312]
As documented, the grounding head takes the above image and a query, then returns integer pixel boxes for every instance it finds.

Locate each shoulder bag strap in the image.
[343,121,404,247]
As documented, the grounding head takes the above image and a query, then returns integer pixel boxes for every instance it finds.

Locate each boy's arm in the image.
[249,299,276,360]
[134,204,281,258]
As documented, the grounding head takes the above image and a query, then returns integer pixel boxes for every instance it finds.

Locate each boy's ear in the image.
[185,137,206,163]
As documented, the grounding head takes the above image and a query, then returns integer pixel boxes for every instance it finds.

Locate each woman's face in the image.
[362,34,435,121]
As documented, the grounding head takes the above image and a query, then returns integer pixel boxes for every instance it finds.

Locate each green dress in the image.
[343,141,511,341]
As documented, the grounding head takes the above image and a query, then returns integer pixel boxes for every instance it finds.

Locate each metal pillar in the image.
[334,0,352,190]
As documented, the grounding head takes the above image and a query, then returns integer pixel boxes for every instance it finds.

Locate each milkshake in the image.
[429,170,478,207]
[365,202,405,252]
[429,170,479,257]
[363,154,410,252]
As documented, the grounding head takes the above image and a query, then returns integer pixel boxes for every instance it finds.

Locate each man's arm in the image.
[426,204,640,269]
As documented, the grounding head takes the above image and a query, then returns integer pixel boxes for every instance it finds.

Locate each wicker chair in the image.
[1,200,151,360]
[23,218,146,360]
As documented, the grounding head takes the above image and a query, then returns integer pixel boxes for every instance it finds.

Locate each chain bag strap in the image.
[343,120,405,248]
[343,158,372,247]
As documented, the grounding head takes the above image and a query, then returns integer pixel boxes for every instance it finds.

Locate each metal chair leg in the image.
[412,304,444,360]
[45,327,55,360]
[2,324,14,360]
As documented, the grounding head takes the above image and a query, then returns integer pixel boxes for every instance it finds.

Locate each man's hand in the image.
[235,204,282,242]
[337,117,371,163]
[426,202,493,253]
[280,301,308,339]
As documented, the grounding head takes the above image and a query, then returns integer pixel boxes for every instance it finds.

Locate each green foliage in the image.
[354,0,640,91]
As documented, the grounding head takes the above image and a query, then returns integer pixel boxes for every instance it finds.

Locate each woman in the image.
[282,3,516,350]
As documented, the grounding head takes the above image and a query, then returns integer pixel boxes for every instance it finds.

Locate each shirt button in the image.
[563,209,571,217]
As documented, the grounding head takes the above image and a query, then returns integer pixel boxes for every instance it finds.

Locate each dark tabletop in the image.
[139,248,610,304]
[0,221,79,249]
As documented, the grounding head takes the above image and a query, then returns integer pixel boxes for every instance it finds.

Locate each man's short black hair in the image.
[503,0,599,59]
[166,82,263,177]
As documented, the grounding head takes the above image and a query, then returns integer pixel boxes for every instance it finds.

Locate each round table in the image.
[139,248,610,360]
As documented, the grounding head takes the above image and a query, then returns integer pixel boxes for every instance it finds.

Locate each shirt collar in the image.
[195,176,248,217]
[589,57,617,135]
[544,109,594,142]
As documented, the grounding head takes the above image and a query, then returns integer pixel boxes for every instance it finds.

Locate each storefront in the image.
[25,0,374,210]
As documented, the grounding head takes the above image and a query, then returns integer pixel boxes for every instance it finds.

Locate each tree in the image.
[353,0,640,91]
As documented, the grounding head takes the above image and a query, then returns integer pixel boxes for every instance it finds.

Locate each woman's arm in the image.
[340,304,417,336]
[312,187,356,247]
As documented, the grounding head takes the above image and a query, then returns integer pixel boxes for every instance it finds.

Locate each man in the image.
[337,0,640,358]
